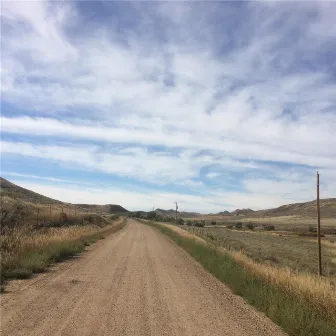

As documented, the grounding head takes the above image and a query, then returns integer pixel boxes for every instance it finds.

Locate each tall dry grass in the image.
[158,222,336,323]
[2,225,106,271]
[1,196,95,232]
[1,200,126,285]
[229,249,336,322]
[145,221,336,335]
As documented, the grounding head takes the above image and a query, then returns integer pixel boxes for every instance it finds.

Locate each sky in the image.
[1,1,336,213]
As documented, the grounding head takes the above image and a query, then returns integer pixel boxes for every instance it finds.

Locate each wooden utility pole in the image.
[316,171,322,276]
[174,202,178,224]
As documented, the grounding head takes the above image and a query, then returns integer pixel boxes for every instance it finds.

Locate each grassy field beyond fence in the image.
[142,221,336,336]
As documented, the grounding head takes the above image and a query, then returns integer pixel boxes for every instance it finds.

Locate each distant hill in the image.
[231,208,255,216]
[0,177,129,213]
[2,177,334,218]
[217,210,230,215]
[155,208,200,218]
[214,200,336,218]
[76,204,129,214]
[257,198,336,218]
[0,177,62,204]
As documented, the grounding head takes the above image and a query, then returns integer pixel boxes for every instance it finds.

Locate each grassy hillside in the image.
[76,204,129,214]
[0,177,62,204]
[0,177,128,287]
[214,199,336,218]
[258,198,336,218]
[155,208,199,218]
[0,177,129,213]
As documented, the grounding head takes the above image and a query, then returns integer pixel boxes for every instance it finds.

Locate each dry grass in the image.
[1,196,93,230]
[229,249,336,323]
[155,222,336,323]
[1,214,126,285]
[146,221,336,335]
[185,214,336,231]
[195,227,336,277]
[159,223,205,243]
[2,225,104,269]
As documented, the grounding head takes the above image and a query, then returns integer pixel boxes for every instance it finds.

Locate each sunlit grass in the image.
[1,219,126,284]
[144,221,336,336]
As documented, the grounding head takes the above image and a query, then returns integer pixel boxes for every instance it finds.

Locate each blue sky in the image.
[1,1,336,212]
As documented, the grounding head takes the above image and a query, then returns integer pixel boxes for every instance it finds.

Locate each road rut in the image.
[1,219,286,336]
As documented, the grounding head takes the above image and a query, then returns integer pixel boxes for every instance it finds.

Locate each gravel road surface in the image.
[1,219,286,336]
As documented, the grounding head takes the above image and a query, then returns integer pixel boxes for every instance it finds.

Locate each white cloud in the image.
[206,172,221,179]
[1,1,336,211]
[1,171,94,185]
[1,140,266,187]
[10,180,223,213]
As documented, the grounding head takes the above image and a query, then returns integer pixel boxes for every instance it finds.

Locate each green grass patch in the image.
[144,221,336,336]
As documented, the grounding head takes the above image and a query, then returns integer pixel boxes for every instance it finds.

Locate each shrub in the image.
[263,224,275,231]
[226,224,233,229]
[235,222,243,229]
[0,202,30,232]
[246,222,254,230]
[186,220,192,226]
[177,218,184,225]
[146,211,157,220]
[194,221,205,227]
[60,212,68,222]
[211,220,217,225]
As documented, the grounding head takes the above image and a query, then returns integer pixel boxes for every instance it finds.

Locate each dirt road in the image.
[1,219,286,336]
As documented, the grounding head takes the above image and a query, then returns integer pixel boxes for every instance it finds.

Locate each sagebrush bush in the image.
[235,222,243,229]
[245,222,254,230]
[177,218,184,225]
[263,224,275,231]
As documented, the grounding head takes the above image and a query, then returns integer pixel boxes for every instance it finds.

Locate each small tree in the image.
[246,222,254,230]
[235,222,243,229]
[176,218,183,225]
[147,211,157,220]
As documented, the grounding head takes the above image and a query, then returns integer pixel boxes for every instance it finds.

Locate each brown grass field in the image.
[185,225,336,278]
[0,194,125,286]
[148,221,336,334]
